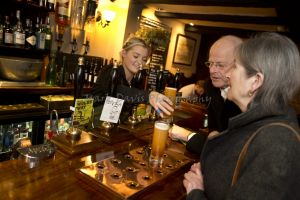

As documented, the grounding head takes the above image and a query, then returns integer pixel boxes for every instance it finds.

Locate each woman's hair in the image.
[122,35,150,52]
[236,32,300,111]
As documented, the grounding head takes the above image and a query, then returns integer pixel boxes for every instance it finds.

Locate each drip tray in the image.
[76,145,194,199]
[0,81,46,87]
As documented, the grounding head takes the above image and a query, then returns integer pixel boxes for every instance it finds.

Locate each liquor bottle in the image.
[84,58,90,85]
[86,0,98,21]
[0,15,3,45]
[70,0,87,30]
[35,17,46,49]
[55,0,71,50]
[74,57,85,99]
[24,19,36,49]
[3,16,14,46]
[13,10,25,48]
[44,16,52,50]
[46,51,57,86]
[56,0,71,33]
[109,60,118,97]
[88,58,94,87]
[93,58,99,84]
[58,55,67,87]
[156,65,165,93]
[46,0,56,12]
[39,0,45,7]
[174,68,181,91]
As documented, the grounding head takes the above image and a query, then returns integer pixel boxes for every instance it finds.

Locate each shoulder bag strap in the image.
[231,122,300,187]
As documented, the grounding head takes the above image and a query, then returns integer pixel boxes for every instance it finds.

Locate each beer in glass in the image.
[150,120,170,165]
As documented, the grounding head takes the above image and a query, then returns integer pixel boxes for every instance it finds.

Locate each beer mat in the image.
[51,131,104,155]
[76,146,194,200]
[0,103,46,114]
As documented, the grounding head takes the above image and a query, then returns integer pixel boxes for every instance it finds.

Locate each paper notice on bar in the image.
[74,98,94,125]
[100,96,124,123]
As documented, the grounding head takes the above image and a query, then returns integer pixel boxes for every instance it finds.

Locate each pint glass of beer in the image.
[164,87,177,106]
[150,120,170,165]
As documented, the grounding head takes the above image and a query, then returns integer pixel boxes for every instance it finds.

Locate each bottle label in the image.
[26,35,37,46]
[14,32,25,45]
[37,32,46,49]
[48,0,55,3]
[58,0,70,16]
[4,33,13,44]
[45,34,51,40]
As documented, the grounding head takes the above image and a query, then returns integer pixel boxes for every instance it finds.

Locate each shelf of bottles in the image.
[0,0,55,57]
[52,53,106,89]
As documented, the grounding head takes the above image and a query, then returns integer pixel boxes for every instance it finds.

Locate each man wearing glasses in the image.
[169,35,243,154]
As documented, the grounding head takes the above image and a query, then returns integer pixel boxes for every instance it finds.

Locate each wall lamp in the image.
[96,10,116,28]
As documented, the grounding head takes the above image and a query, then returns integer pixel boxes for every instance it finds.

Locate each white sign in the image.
[100,96,124,123]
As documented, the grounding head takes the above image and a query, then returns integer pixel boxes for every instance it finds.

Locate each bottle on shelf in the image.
[35,16,46,50]
[24,18,36,49]
[46,51,57,86]
[55,0,71,49]
[88,58,94,88]
[86,0,98,22]
[39,0,45,7]
[93,58,99,85]
[109,60,118,97]
[13,10,25,48]
[3,16,14,46]
[84,58,90,85]
[74,57,85,100]
[70,0,88,30]
[44,16,52,50]
[0,15,4,45]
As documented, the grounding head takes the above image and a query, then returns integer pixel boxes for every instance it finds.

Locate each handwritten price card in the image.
[74,98,94,125]
[100,96,124,123]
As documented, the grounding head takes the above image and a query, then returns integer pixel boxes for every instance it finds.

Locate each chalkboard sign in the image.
[147,68,158,91]
[135,16,172,92]
[149,46,166,69]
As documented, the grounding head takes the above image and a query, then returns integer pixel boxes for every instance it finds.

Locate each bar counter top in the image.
[0,126,198,200]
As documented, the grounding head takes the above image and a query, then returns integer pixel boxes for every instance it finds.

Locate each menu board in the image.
[149,46,166,69]
[147,68,158,91]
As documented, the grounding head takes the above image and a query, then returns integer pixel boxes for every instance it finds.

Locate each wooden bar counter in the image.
[0,124,199,200]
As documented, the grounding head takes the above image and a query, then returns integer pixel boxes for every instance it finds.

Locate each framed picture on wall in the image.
[172,34,196,66]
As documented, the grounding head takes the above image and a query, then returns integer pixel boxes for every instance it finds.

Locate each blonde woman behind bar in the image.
[184,32,300,199]
[92,36,174,122]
